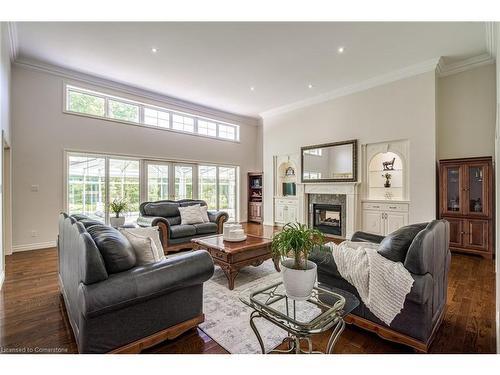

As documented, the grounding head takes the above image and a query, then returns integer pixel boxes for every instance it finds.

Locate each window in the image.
[108,99,140,123]
[218,124,237,140]
[68,156,106,221]
[199,165,237,221]
[67,152,239,223]
[147,164,169,201]
[172,114,195,132]
[199,166,217,209]
[198,120,217,137]
[65,85,240,142]
[303,171,322,180]
[144,107,170,128]
[175,165,193,199]
[109,159,140,224]
[218,167,237,220]
[67,89,105,117]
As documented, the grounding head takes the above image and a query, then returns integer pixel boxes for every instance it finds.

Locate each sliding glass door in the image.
[108,159,140,224]
[67,155,106,221]
[67,152,239,224]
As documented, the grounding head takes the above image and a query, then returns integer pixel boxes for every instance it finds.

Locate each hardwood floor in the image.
[0,223,496,354]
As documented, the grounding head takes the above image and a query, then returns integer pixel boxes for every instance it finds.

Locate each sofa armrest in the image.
[78,250,214,319]
[351,231,385,244]
[208,211,229,233]
[137,215,170,251]
[406,273,433,305]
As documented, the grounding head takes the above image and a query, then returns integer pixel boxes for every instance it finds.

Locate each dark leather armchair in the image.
[309,220,451,352]
[58,213,214,353]
[137,199,229,253]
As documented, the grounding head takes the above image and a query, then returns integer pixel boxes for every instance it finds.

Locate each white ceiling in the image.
[15,22,488,118]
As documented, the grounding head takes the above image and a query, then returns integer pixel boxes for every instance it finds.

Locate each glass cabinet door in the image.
[442,165,463,215]
[465,164,489,217]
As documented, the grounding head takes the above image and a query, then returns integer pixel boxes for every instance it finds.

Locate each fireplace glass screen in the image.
[313,204,342,236]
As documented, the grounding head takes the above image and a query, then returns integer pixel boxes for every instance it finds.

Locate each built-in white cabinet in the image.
[275,198,298,225]
[361,201,409,236]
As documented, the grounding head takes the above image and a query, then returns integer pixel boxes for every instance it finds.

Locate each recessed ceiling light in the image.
[308,84,314,89]
[151,47,159,53]
[337,46,345,54]
[250,86,255,91]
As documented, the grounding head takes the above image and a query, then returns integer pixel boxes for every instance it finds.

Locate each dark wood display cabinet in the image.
[438,157,494,259]
[248,172,263,223]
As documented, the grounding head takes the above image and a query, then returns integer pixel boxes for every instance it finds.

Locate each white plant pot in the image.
[280,258,317,301]
[110,216,125,228]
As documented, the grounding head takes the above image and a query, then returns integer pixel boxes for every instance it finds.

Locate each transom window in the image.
[65,85,240,141]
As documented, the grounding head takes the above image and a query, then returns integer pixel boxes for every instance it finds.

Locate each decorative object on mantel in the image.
[384,191,393,200]
[382,173,392,188]
[223,223,247,242]
[382,157,396,171]
[271,222,325,300]
[109,198,128,227]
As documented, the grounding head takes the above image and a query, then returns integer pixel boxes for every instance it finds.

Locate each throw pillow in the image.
[86,225,137,274]
[119,226,165,261]
[179,204,204,225]
[120,230,159,265]
[200,205,210,223]
[378,223,428,263]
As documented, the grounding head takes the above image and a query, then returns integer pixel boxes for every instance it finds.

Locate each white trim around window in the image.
[63,83,241,143]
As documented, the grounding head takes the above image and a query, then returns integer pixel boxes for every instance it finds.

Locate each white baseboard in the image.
[12,241,57,253]
[0,270,5,290]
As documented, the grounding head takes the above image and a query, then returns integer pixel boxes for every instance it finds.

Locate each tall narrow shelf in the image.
[248,172,263,223]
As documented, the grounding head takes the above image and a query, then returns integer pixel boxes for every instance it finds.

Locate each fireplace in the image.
[312,203,342,236]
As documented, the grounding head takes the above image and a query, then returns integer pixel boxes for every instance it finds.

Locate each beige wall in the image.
[262,71,437,225]
[11,65,262,250]
[437,64,496,159]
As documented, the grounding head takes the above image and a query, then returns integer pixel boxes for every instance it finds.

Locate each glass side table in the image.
[240,282,359,354]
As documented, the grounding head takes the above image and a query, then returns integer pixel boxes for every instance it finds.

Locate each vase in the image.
[110,216,125,228]
[280,259,317,301]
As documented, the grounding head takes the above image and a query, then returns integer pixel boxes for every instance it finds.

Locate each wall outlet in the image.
[31,184,39,192]
[30,230,38,237]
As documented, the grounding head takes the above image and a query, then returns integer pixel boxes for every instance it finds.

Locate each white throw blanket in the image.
[326,241,414,326]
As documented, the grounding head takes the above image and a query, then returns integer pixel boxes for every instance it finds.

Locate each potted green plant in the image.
[109,199,128,227]
[271,222,325,300]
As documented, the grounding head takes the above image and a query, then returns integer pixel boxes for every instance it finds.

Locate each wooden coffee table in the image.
[191,234,280,290]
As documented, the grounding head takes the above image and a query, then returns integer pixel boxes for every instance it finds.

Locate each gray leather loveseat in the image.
[137,199,229,253]
[58,212,214,353]
[309,220,450,352]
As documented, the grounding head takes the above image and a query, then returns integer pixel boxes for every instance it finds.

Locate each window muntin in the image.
[172,114,195,132]
[109,159,140,225]
[218,166,237,220]
[198,120,217,137]
[304,149,322,156]
[108,100,140,123]
[67,90,105,117]
[199,166,217,209]
[147,164,169,201]
[144,107,170,128]
[65,85,240,141]
[218,124,237,140]
[175,165,194,200]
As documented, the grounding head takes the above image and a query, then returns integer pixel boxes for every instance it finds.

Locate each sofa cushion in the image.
[71,214,90,221]
[87,225,137,274]
[79,219,104,228]
[179,204,204,225]
[378,223,428,263]
[143,201,180,217]
[193,222,218,235]
[120,231,160,266]
[119,226,165,261]
[169,224,197,239]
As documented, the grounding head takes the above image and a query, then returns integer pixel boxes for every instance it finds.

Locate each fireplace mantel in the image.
[303,182,360,196]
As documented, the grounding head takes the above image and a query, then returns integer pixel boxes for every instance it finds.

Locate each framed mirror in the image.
[301,140,357,182]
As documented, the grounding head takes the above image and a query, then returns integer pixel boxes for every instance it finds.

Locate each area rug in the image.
[199,260,322,354]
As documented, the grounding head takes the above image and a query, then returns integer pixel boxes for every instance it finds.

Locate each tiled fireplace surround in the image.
[301,183,360,239]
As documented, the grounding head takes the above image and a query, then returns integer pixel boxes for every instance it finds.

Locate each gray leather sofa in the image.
[137,199,229,253]
[309,220,450,352]
[58,212,214,353]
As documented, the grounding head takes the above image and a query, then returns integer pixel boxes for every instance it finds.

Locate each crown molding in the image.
[436,53,495,77]
[259,57,440,119]
[7,22,18,62]
[13,57,260,127]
